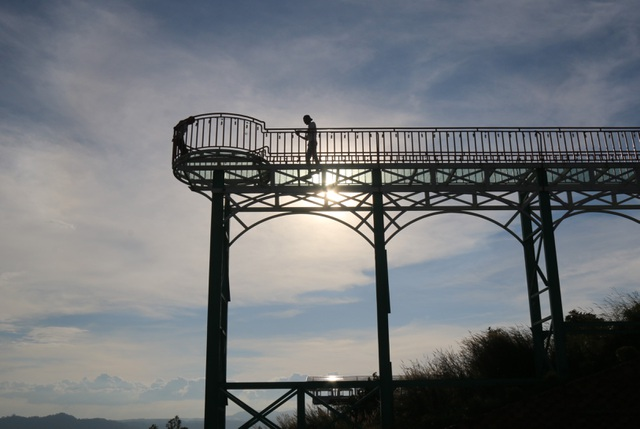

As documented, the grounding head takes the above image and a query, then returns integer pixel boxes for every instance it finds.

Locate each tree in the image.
[460,327,535,379]
[565,309,610,375]
[148,416,187,429]
[166,416,187,429]
[565,291,640,375]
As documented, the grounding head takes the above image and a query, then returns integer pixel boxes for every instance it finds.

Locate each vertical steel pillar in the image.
[519,191,548,376]
[297,389,306,428]
[372,168,394,428]
[536,168,568,376]
[204,170,229,429]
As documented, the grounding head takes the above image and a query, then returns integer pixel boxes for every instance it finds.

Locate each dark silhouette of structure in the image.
[171,113,640,429]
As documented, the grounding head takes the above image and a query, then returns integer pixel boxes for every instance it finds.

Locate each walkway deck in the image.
[172,113,640,192]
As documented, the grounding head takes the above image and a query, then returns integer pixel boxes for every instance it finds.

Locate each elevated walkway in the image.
[172,113,640,194]
[171,113,640,429]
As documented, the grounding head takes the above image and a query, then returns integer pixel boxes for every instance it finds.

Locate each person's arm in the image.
[295,130,308,140]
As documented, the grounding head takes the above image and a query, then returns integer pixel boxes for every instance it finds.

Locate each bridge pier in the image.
[517,170,569,378]
[536,168,568,376]
[519,191,548,376]
[204,170,230,429]
[372,168,394,428]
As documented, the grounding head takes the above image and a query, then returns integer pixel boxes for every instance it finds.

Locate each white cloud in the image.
[22,327,88,346]
[228,329,380,382]
[229,215,374,305]
[261,309,303,319]
[0,375,204,418]
[555,213,640,310]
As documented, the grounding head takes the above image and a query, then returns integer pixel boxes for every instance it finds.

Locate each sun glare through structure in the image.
[311,170,337,186]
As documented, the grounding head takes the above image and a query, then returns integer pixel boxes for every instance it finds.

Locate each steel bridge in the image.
[171,113,640,429]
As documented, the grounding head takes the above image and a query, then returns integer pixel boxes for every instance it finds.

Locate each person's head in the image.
[303,114,312,125]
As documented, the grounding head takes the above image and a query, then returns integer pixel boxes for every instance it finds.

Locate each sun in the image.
[309,170,345,204]
[311,170,338,186]
[322,189,341,203]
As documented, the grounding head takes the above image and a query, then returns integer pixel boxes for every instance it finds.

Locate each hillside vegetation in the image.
[278,291,640,428]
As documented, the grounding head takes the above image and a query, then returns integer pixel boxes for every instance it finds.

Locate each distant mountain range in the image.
[0,412,282,429]
[0,414,131,429]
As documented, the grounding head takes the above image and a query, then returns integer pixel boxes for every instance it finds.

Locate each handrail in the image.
[172,113,640,165]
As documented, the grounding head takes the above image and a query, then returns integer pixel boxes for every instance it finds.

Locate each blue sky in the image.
[1,0,640,420]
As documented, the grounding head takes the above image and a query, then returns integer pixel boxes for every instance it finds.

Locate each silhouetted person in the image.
[173,116,195,156]
[295,114,319,170]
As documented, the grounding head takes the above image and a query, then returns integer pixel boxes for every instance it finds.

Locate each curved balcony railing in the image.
[172,113,640,165]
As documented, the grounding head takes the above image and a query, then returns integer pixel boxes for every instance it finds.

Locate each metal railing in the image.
[172,113,640,165]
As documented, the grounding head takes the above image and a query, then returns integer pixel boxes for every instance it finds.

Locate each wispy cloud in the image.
[0,375,204,418]
[22,327,89,345]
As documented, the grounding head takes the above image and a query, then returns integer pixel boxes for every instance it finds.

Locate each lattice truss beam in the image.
[213,164,640,245]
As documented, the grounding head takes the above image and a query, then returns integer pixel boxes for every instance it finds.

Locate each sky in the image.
[1,0,640,421]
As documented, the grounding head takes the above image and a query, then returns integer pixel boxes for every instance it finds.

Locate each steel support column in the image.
[519,191,548,376]
[372,168,394,428]
[297,388,306,429]
[536,168,568,376]
[204,170,229,429]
